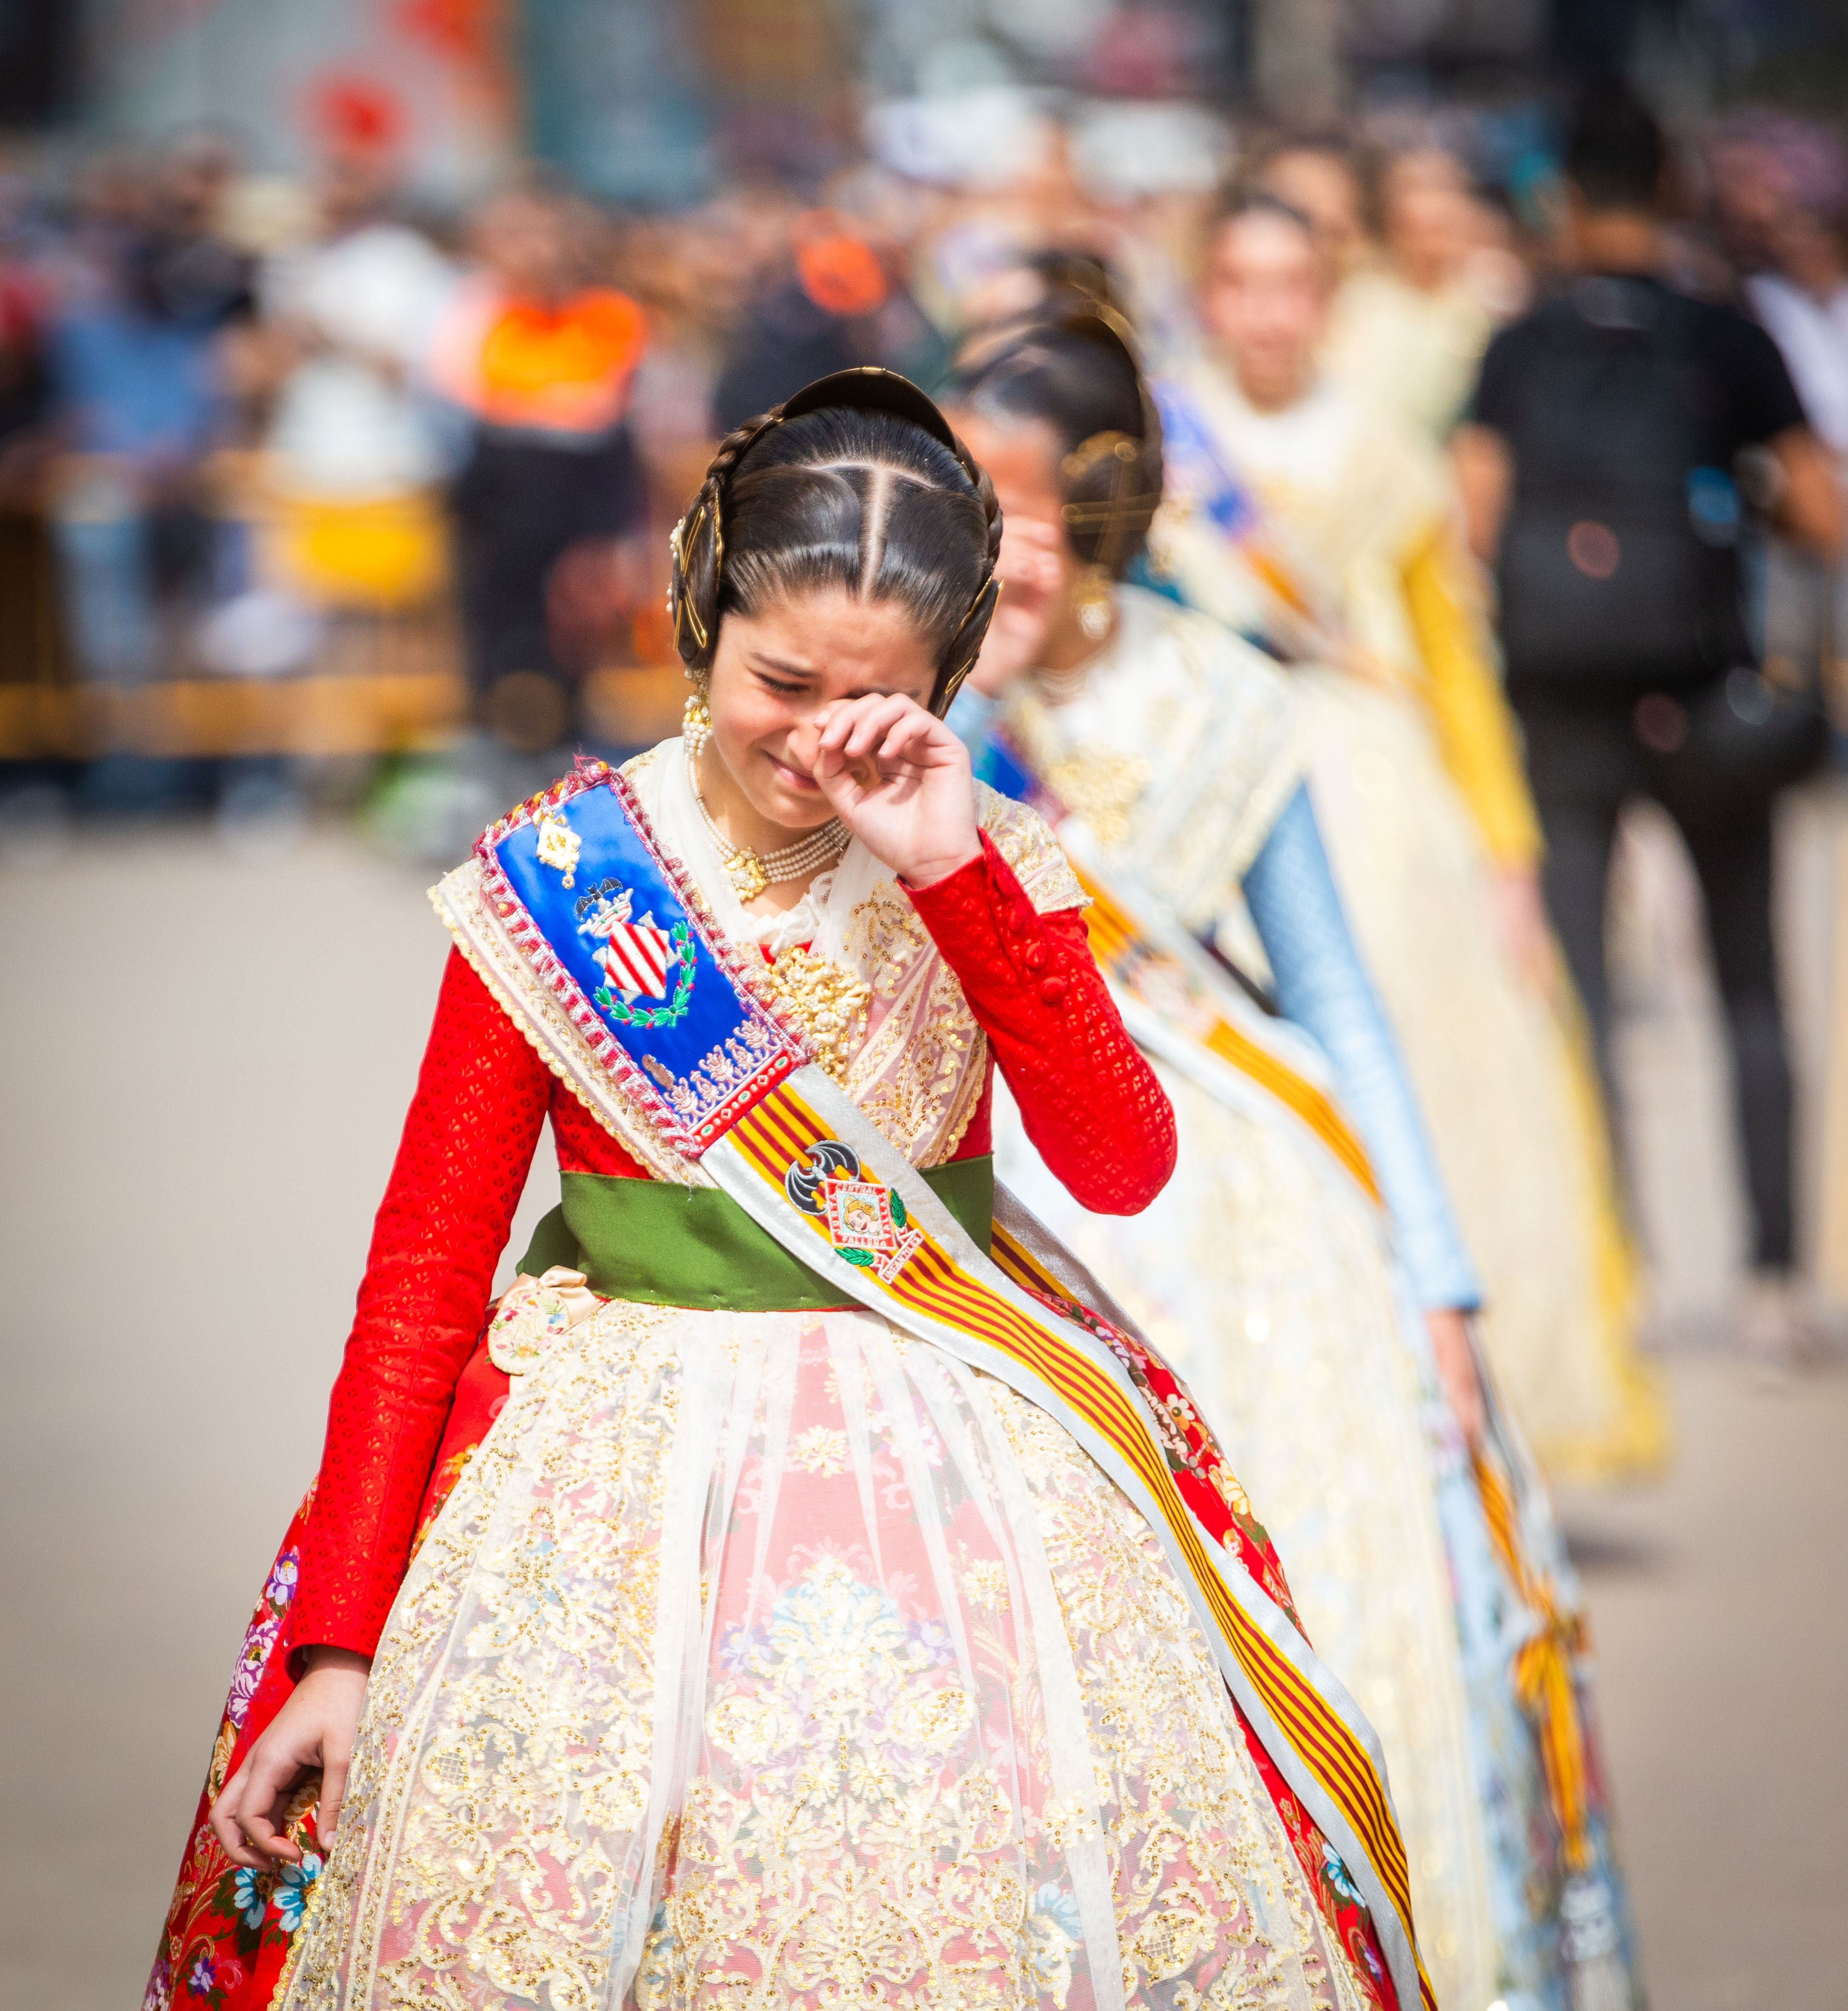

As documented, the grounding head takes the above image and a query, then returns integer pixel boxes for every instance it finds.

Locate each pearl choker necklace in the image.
[687,742,849,904]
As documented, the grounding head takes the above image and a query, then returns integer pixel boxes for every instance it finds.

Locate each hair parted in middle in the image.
[941,309,1165,582]
[667,368,1003,716]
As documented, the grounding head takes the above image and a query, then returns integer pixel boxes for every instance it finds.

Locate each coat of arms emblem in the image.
[575,877,695,1026]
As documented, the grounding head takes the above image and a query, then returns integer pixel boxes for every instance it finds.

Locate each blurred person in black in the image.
[711,207,943,430]
[0,172,56,706]
[1454,86,1845,1355]
[0,172,50,473]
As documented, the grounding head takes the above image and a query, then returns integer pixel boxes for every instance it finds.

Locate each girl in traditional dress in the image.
[944,314,1641,2011]
[147,371,1424,2011]
[1153,195,1664,1487]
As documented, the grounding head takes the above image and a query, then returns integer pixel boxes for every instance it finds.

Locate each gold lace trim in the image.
[976,783,1088,912]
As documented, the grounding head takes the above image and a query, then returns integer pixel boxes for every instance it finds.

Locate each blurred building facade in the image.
[41,1,1848,183]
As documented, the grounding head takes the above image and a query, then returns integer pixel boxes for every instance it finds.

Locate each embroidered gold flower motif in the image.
[958,1558,1011,1610]
[846,882,930,1000]
[757,946,872,1084]
[789,1426,851,1477]
[1037,1796,1101,1848]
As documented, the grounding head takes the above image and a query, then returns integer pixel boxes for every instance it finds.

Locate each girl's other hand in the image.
[209,1646,370,1868]
[1425,1307,1487,1447]
[1492,866,1555,992]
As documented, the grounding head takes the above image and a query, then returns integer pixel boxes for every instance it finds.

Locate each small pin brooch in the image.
[534,806,582,888]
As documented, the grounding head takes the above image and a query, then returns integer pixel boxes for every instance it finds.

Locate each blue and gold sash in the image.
[473,758,1433,2011]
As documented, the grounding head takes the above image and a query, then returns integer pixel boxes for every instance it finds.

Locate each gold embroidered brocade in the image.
[1038,748,1151,851]
[294,745,1376,2010]
[752,947,873,1086]
[999,593,1304,938]
[281,1307,1366,2011]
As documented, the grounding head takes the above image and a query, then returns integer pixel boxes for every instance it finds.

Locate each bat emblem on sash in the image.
[785,1139,924,1283]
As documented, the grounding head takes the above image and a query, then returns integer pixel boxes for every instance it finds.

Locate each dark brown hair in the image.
[669,377,1001,712]
[942,314,1164,580]
[1566,83,1667,215]
[1207,186,1319,246]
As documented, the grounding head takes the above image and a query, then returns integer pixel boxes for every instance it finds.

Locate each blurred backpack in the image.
[1496,277,1753,685]
[1496,275,1826,792]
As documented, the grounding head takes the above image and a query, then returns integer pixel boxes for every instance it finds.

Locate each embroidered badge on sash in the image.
[479,762,807,1153]
[574,878,695,1026]
[533,804,583,886]
[784,1139,923,1283]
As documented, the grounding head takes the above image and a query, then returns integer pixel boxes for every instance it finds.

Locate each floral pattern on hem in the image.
[276,1301,1379,2011]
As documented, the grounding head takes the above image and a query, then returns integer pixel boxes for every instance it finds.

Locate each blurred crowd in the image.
[0,90,1842,842]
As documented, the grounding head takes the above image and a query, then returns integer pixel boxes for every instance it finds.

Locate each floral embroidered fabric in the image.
[292,810,1173,1664]
[281,1302,1370,2011]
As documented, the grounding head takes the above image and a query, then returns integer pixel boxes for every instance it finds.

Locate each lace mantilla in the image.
[1004,587,1304,934]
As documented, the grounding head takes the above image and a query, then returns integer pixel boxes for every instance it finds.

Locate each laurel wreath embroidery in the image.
[592,922,697,1028]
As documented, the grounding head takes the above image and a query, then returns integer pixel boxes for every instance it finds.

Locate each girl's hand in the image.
[1426,1308,1486,1446]
[968,516,1062,696]
[795,693,981,888]
[209,1647,370,1868]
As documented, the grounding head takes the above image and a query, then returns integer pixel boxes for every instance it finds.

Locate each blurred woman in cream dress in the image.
[947,313,1642,2011]
[1150,194,1664,1486]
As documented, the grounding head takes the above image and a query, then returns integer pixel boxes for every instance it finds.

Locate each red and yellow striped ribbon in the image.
[1070,863,1382,1204]
[728,1078,1430,2009]
[1473,1448,1594,1871]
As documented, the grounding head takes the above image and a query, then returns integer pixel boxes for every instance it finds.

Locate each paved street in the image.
[1,820,1842,2008]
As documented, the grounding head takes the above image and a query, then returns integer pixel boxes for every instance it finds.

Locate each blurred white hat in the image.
[865,87,1056,191]
[1067,100,1231,202]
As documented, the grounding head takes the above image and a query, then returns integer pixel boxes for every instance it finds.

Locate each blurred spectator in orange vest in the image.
[432,184,649,753]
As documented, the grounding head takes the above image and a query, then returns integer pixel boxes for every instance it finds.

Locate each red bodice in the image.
[291,834,1176,1659]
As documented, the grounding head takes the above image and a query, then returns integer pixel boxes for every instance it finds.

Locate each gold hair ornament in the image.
[1059,428,1159,588]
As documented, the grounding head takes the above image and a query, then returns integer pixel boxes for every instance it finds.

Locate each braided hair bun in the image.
[940,310,1164,579]
[668,368,1001,716]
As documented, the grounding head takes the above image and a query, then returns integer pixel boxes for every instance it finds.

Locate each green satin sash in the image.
[517,1155,995,1311]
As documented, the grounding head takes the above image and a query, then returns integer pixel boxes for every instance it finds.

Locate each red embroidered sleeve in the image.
[906,833,1176,1214]
[290,948,553,1659]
